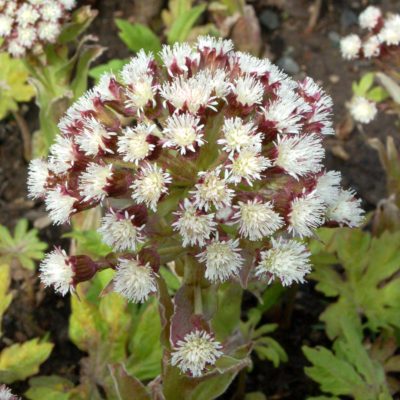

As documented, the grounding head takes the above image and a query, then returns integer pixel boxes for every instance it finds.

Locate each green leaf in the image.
[0,264,12,337]
[89,59,127,82]
[357,73,375,96]
[126,300,162,380]
[115,19,162,54]
[167,4,206,43]
[366,86,389,103]
[25,375,74,400]
[0,52,34,120]
[0,338,53,384]
[64,229,112,258]
[0,220,47,271]
[303,345,365,396]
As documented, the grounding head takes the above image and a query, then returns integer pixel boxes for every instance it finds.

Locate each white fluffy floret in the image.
[379,15,400,46]
[227,149,271,185]
[315,171,341,205]
[98,210,145,252]
[121,50,154,86]
[261,86,310,134]
[326,189,364,227]
[160,42,198,75]
[234,200,283,241]
[0,15,13,37]
[45,187,77,225]
[197,35,233,56]
[363,36,381,58]
[359,6,381,30]
[197,238,243,283]
[49,135,77,174]
[113,257,156,303]
[79,163,113,202]
[163,113,204,154]
[37,21,60,42]
[160,71,218,113]
[288,191,326,237]
[40,2,62,22]
[27,159,50,199]
[131,163,172,211]
[191,169,234,211]
[39,248,73,296]
[255,238,311,286]
[171,330,223,377]
[274,134,324,179]
[17,26,37,47]
[118,124,156,164]
[340,34,362,60]
[0,385,19,400]
[77,117,116,156]
[173,199,217,247]
[17,3,39,27]
[231,75,264,107]
[349,96,377,124]
[218,117,263,154]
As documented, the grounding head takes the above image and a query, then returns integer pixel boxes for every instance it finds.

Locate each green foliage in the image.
[0,53,34,120]
[28,6,102,156]
[0,338,53,384]
[303,318,393,400]
[64,229,112,258]
[0,219,47,271]
[0,264,12,337]
[88,59,127,82]
[25,375,74,400]
[352,72,389,103]
[115,19,162,54]
[310,228,400,338]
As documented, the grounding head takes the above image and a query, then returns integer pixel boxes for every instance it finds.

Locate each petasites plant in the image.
[27,37,363,397]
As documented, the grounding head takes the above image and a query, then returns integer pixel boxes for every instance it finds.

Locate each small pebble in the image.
[277,56,300,75]
[260,9,280,30]
[329,74,340,83]
[341,8,358,28]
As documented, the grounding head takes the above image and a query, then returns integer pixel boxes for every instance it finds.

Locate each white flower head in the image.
[98,210,145,252]
[315,170,341,205]
[197,35,234,57]
[49,135,77,174]
[0,15,13,37]
[17,3,39,27]
[79,163,113,202]
[379,15,400,46]
[121,50,155,86]
[234,199,283,241]
[209,69,231,99]
[8,40,26,57]
[363,35,381,58]
[326,189,364,227]
[40,2,62,22]
[255,238,311,286]
[77,117,116,156]
[27,159,50,199]
[17,26,37,47]
[59,0,76,10]
[288,191,326,237]
[160,42,198,75]
[218,117,263,154]
[274,134,324,179]
[37,21,60,42]
[235,51,270,76]
[359,6,381,30]
[45,187,77,225]
[349,96,377,124]
[131,163,172,211]
[197,237,243,283]
[227,149,271,185]
[261,85,310,134]
[114,257,156,303]
[171,330,223,377]
[340,34,362,60]
[231,75,264,107]
[0,385,19,400]
[95,72,118,101]
[40,248,73,296]
[160,71,218,113]
[172,199,217,247]
[118,123,156,164]
[191,168,234,211]
[163,113,204,154]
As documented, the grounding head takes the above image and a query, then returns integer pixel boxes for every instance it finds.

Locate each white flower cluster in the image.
[349,96,377,124]
[30,36,363,302]
[0,385,19,400]
[340,6,400,60]
[0,0,76,57]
